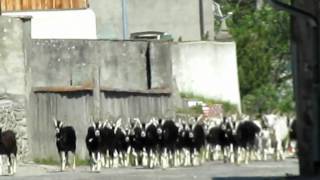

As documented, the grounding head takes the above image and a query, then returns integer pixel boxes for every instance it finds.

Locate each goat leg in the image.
[72,152,76,170]
[61,152,66,171]
[0,155,3,176]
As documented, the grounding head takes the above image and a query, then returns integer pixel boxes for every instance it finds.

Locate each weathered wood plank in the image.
[1,0,87,11]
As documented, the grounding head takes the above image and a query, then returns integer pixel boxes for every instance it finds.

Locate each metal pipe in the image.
[199,0,204,39]
[122,0,129,39]
[268,0,320,162]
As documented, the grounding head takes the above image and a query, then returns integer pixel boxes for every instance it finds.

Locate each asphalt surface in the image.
[0,158,299,180]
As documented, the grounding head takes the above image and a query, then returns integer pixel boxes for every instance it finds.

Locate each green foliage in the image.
[176,105,203,116]
[34,157,59,165]
[216,0,294,114]
[34,156,89,166]
[180,92,238,115]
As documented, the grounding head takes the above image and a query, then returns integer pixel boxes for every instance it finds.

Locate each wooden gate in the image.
[1,0,88,12]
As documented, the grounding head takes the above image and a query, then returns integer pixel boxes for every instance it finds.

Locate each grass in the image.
[34,156,90,166]
[176,105,203,116]
[179,92,239,115]
[34,157,59,165]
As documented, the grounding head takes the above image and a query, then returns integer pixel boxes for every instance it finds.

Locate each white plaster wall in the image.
[172,41,241,111]
[3,9,97,39]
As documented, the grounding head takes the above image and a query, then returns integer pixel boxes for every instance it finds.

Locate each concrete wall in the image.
[26,39,174,159]
[172,41,241,110]
[90,0,214,41]
[3,9,97,39]
[0,16,26,97]
[28,40,148,90]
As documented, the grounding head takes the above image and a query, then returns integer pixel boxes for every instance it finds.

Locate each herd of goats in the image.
[0,113,297,175]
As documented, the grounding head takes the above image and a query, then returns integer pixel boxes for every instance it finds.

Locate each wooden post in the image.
[92,65,101,121]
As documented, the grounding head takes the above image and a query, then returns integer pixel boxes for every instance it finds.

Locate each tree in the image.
[215,0,293,114]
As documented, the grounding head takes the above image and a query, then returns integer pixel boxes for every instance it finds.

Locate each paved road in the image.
[1,159,299,180]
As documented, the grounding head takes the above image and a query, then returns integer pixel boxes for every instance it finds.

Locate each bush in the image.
[242,83,295,114]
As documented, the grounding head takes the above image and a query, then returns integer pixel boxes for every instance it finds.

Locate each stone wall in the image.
[0,99,28,161]
[0,16,30,162]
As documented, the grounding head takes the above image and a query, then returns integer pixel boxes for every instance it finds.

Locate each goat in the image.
[262,114,289,160]
[145,118,160,168]
[99,121,115,168]
[288,118,297,156]
[235,120,261,164]
[130,118,145,166]
[191,121,206,165]
[161,119,178,168]
[0,128,17,176]
[113,119,129,167]
[53,119,76,171]
[86,121,102,172]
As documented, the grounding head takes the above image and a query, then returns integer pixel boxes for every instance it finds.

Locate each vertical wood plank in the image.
[1,0,6,12]
[36,0,41,10]
[22,0,28,10]
[55,0,62,9]
[69,0,73,9]
[46,0,52,10]
[1,0,88,11]
[30,0,36,10]
[6,0,13,11]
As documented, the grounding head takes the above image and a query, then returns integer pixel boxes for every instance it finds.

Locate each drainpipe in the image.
[268,0,320,162]
[199,0,205,39]
[122,0,129,40]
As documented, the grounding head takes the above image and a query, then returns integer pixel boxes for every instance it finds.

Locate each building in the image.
[0,0,241,160]
[1,0,214,41]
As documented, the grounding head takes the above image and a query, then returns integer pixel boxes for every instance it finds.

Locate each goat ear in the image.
[99,121,103,129]
[117,118,122,126]
[60,121,63,127]
[89,116,94,127]
[102,120,108,127]
[53,117,57,127]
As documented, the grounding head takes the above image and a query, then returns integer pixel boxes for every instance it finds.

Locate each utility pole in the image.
[269,0,320,176]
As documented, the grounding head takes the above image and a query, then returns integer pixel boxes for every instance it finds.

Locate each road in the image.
[1,158,299,180]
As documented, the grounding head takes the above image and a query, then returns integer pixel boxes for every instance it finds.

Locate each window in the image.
[1,0,88,12]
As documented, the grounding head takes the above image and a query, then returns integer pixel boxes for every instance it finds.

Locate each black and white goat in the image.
[53,118,76,171]
[113,119,130,168]
[235,120,261,164]
[160,119,178,168]
[288,117,297,156]
[0,128,17,176]
[99,121,115,168]
[191,121,206,166]
[145,118,160,168]
[86,121,102,172]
